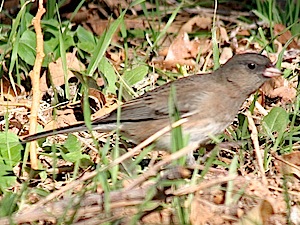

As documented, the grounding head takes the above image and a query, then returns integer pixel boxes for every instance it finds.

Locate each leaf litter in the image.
[0,1,300,224]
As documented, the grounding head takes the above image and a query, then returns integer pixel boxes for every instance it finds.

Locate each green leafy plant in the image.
[0,132,22,193]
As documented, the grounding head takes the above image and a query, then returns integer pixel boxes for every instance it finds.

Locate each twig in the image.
[172,174,237,196]
[28,0,45,169]
[124,142,199,190]
[268,186,300,197]
[0,101,31,109]
[245,111,267,185]
[271,153,300,172]
[1,183,158,224]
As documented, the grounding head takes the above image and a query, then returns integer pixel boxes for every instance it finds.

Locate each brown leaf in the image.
[81,88,106,114]
[237,29,250,36]
[43,109,77,131]
[237,200,274,225]
[274,24,299,49]
[261,76,296,103]
[46,53,85,91]
[91,95,119,119]
[0,75,23,100]
[274,151,300,178]
[162,15,213,69]
[39,71,48,93]
[165,32,192,61]
[271,86,297,103]
[190,198,215,225]
[217,26,229,43]
[219,47,233,64]
[141,208,173,224]
[87,17,152,38]
[282,152,300,166]
[191,39,212,57]
[180,16,212,33]
[164,32,210,69]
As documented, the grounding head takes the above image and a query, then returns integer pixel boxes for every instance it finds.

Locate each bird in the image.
[22,53,282,150]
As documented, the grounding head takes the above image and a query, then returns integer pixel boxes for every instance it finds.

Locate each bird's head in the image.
[220,53,282,94]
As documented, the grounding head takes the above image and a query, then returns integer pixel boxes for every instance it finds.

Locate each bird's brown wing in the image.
[94,74,213,124]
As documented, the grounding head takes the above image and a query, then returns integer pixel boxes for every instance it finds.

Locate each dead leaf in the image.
[165,32,192,61]
[191,39,212,58]
[162,15,213,69]
[213,189,225,204]
[190,197,215,225]
[164,32,210,69]
[283,49,300,62]
[261,76,297,103]
[106,47,125,65]
[274,151,300,178]
[0,75,23,101]
[101,0,129,10]
[91,94,119,119]
[39,71,48,93]
[274,24,299,49]
[96,77,105,87]
[282,152,300,165]
[237,29,250,36]
[220,47,233,64]
[47,52,85,91]
[291,205,300,225]
[86,17,154,40]
[218,26,229,43]
[271,86,297,103]
[180,16,212,33]
[141,208,173,224]
[81,88,106,114]
[43,109,78,131]
[236,200,274,225]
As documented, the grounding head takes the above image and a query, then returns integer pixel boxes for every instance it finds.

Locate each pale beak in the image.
[263,67,282,78]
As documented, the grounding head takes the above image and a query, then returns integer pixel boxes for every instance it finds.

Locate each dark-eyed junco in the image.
[22,53,282,149]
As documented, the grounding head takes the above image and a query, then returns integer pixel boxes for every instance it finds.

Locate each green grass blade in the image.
[87,10,127,76]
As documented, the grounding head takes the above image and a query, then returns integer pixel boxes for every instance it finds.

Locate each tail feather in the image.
[21,122,88,144]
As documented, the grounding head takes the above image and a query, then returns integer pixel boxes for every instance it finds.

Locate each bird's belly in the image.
[155,120,230,150]
[185,121,229,145]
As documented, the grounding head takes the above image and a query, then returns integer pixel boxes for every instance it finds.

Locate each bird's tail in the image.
[21,122,88,144]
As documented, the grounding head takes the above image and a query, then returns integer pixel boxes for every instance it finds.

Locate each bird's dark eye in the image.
[248,63,256,70]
